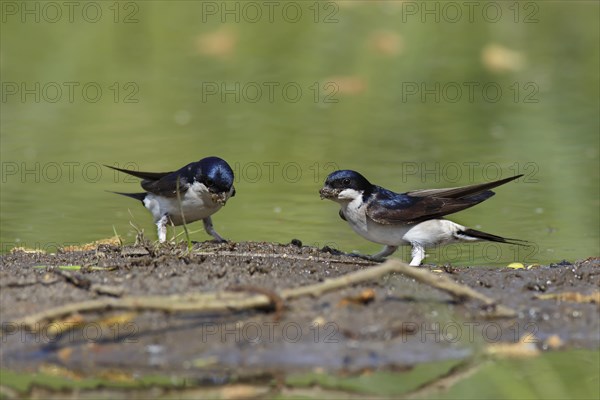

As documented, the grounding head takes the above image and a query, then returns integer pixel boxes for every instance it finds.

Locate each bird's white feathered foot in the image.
[409,243,426,266]
[156,215,169,243]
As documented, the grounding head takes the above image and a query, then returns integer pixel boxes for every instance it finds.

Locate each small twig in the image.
[129,219,146,248]
[194,250,376,265]
[51,269,123,297]
[0,278,60,288]
[15,292,271,330]
[90,284,125,297]
[112,225,123,247]
[174,228,203,240]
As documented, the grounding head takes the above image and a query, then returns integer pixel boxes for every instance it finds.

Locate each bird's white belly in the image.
[341,201,465,247]
[341,200,411,246]
[143,187,221,226]
[359,219,411,246]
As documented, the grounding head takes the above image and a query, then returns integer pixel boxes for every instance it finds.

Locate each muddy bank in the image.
[1,241,598,378]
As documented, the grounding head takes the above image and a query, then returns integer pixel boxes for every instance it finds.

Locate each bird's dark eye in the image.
[343,178,351,185]
[205,178,213,186]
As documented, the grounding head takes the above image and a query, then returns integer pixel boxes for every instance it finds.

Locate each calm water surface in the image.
[1,2,598,265]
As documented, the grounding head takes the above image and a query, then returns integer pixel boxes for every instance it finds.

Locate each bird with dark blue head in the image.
[106,156,235,243]
[321,169,526,265]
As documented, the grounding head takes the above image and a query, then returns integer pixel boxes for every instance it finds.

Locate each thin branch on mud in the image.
[90,284,125,297]
[12,259,516,331]
[0,278,60,288]
[194,250,377,265]
[51,269,124,297]
[15,291,274,330]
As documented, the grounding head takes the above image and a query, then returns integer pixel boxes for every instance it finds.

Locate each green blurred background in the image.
[1,1,598,265]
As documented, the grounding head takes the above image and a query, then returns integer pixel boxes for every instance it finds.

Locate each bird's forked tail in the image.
[456,228,529,246]
[107,191,146,203]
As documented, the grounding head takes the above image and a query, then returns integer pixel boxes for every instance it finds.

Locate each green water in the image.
[1,1,599,265]
[1,350,598,398]
[285,350,600,399]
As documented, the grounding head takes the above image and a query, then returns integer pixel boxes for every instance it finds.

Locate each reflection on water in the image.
[1,2,598,264]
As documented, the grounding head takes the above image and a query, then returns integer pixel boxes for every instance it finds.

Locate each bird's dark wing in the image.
[140,172,192,198]
[104,165,191,197]
[366,190,495,224]
[365,174,522,225]
[406,175,523,199]
[104,165,173,181]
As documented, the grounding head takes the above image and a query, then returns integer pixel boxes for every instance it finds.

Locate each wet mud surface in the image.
[1,241,598,381]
